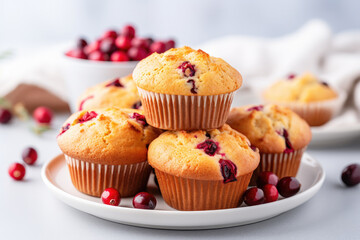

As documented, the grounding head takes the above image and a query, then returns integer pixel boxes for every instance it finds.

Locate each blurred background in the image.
[1,0,360,49]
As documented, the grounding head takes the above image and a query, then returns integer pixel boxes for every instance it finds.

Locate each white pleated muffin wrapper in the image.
[251,147,306,185]
[263,90,347,126]
[65,154,151,197]
[137,87,235,130]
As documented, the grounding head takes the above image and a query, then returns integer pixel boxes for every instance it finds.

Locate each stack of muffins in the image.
[57,46,313,211]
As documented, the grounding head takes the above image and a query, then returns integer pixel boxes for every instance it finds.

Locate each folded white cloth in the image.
[199,19,360,128]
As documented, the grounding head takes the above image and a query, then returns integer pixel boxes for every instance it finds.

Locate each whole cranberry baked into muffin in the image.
[226,104,311,182]
[133,46,242,130]
[77,75,142,111]
[57,108,162,197]
[148,124,259,211]
[263,72,343,126]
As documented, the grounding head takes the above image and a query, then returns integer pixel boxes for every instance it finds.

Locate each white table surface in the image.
[0,114,359,240]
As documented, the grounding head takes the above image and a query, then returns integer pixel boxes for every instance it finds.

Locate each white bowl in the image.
[61,54,138,112]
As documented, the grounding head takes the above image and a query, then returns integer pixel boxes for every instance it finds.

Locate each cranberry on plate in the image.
[101,188,121,206]
[0,108,12,124]
[128,47,149,61]
[101,30,117,40]
[263,184,279,203]
[257,171,279,188]
[33,107,53,124]
[341,164,360,187]
[121,25,136,38]
[277,177,301,198]
[110,51,129,62]
[65,49,87,59]
[150,41,166,53]
[8,163,26,181]
[22,147,38,165]
[115,35,132,50]
[88,50,108,61]
[243,187,264,206]
[133,192,157,209]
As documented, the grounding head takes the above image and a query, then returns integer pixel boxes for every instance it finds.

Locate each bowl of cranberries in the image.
[62,24,176,112]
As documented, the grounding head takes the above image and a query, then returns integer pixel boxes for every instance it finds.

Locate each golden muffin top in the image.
[263,72,338,103]
[133,46,242,95]
[76,75,141,111]
[57,108,162,165]
[226,104,312,153]
[148,124,259,182]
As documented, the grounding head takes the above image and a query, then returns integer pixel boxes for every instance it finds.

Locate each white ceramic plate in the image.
[41,153,325,230]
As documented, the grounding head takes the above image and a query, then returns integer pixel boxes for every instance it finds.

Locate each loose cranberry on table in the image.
[101,188,121,206]
[243,187,265,206]
[263,184,279,203]
[257,171,279,188]
[0,108,12,124]
[33,107,52,125]
[110,51,129,62]
[22,147,38,165]
[8,163,26,181]
[121,25,136,38]
[133,192,157,209]
[277,177,301,198]
[341,164,360,187]
[88,50,108,61]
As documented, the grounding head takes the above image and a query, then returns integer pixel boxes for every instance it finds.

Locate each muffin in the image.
[133,46,242,130]
[226,104,311,181]
[57,108,161,197]
[76,75,142,111]
[148,124,260,211]
[263,72,344,126]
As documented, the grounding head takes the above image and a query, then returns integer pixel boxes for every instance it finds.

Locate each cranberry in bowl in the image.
[62,24,176,112]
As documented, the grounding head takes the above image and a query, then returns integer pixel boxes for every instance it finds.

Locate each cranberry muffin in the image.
[77,75,142,111]
[227,104,311,181]
[263,72,344,126]
[148,124,259,211]
[57,108,161,197]
[133,46,242,130]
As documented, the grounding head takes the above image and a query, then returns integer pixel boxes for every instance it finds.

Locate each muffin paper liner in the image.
[155,169,253,211]
[264,91,346,126]
[65,155,151,197]
[137,87,235,130]
[250,147,306,185]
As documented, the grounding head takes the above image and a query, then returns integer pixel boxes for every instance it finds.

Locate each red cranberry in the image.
[287,74,296,79]
[263,184,279,203]
[243,187,264,206]
[100,37,117,54]
[341,164,360,187]
[131,38,150,49]
[8,163,26,181]
[132,192,157,209]
[150,41,166,53]
[88,50,108,61]
[277,177,301,198]
[22,147,38,165]
[101,188,121,206]
[78,111,98,123]
[276,129,294,153]
[65,49,87,59]
[197,139,219,156]
[78,95,94,111]
[130,112,147,126]
[247,105,264,111]
[105,78,124,87]
[186,79,198,94]
[115,36,132,50]
[84,40,101,55]
[132,101,142,109]
[128,47,149,61]
[33,107,52,124]
[102,30,117,40]
[257,171,279,188]
[110,51,129,62]
[76,38,88,49]
[0,108,12,124]
[178,61,196,77]
[165,39,175,50]
[121,25,136,38]
[219,159,237,183]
